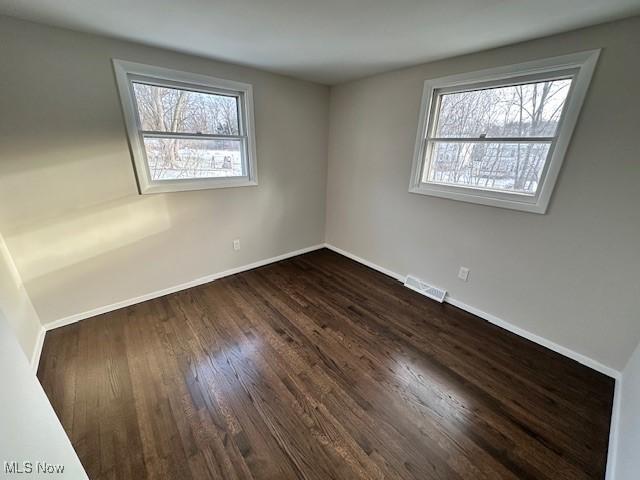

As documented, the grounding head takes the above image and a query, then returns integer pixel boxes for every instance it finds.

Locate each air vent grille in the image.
[404,275,447,303]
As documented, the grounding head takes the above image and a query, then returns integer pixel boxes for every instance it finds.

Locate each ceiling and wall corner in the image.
[0,0,639,85]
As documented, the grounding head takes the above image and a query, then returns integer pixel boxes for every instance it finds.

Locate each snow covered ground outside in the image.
[147,147,244,180]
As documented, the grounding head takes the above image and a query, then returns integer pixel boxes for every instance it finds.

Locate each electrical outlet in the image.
[233,239,240,251]
[458,266,470,282]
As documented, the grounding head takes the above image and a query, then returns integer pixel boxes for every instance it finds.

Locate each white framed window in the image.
[113,59,258,194]
[409,50,599,213]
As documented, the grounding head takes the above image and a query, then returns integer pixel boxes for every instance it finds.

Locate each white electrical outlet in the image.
[458,266,470,282]
[233,239,241,251]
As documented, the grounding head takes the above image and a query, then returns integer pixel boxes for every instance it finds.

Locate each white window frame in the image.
[113,59,258,194]
[409,50,600,214]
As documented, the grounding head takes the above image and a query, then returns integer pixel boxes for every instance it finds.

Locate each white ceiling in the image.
[1,0,639,84]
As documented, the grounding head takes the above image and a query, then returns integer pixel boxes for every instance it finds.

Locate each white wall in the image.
[2,14,637,373]
[0,15,329,325]
[0,231,42,360]
[614,341,640,480]
[0,312,87,479]
[325,16,640,371]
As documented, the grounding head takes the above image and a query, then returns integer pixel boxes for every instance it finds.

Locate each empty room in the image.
[1,1,639,479]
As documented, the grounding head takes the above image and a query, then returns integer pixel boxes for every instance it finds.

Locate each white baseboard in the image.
[324,244,406,282]
[323,243,620,380]
[43,240,621,381]
[30,326,46,373]
[444,296,620,380]
[44,244,325,332]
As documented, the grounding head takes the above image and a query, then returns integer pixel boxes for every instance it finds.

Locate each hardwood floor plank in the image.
[238,267,564,479]
[38,249,614,479]
[285,254,612,473]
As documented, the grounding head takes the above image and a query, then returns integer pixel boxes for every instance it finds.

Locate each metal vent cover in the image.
[404,275,447,303]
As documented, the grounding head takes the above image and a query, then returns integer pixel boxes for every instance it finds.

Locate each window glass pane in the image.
[133,83,239,135]
[143,137,244,180]
[434,79,572,138]
[424,141,550,195]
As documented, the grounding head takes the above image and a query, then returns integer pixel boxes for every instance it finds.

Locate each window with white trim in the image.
[409,51,599,213]
[113,60,258,194]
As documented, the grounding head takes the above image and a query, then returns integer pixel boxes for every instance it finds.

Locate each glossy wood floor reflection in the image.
[38,249,614,480]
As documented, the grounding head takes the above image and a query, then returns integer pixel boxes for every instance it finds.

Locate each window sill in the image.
[408,184,547,214]
[141,178,259,194]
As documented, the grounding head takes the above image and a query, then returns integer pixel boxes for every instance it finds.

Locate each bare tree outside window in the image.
[132,83,244,180]
[424,78,572,195]
[113,60,258,194]
[409,51,599,213]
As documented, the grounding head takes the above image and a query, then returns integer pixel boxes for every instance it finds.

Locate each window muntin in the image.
[424,75,574,196]
[113,60,257,194]
[409,51,599,213]
[131,82,246,182]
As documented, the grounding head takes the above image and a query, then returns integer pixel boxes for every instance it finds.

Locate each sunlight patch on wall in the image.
[4,195,172,282]
[0,231,24,290]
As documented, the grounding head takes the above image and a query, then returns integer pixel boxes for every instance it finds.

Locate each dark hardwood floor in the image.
[38,248,615,480]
